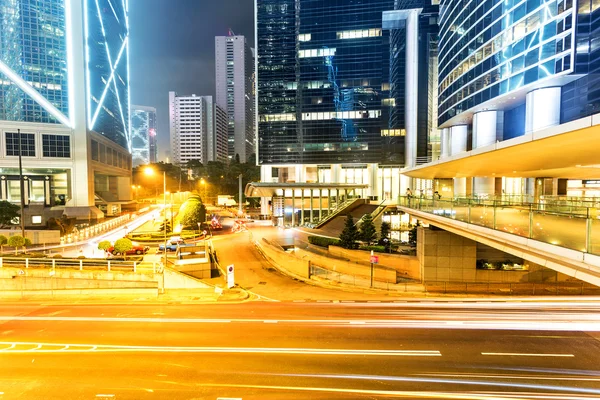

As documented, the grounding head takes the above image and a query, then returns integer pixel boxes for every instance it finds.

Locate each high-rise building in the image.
[398,0,600,288]
[406,0,600,198]
[169,93,228,165]
[215,34,255,162]
[255,0,439,205]
[0,0,132,223]
[130,105,157,166]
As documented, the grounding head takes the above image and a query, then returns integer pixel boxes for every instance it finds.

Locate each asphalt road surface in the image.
[0,302,599,399]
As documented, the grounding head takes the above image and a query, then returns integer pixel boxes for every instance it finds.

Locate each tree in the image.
[8,235,25,255]
[378,221,392,251]
[175,195,207,229]
[0,235,7,254]
[408,222,421,247]
[339,215,359,250]
[0,201,20,228]
[47,215,76,235]
[98,240,111,253]
[113,238,133,255]
[359,214,377,245]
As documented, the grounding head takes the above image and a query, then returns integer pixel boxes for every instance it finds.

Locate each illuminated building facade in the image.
[131,105,157,166]
[0,0,132,224]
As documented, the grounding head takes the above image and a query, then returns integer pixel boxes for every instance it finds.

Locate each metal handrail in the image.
[312,198,361,229]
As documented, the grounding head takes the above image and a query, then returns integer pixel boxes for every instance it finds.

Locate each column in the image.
[331,164,342,183]
[450,125,468,156]
[310,190,314,222]
[300,190,305,225]
[472,111,499,197]
[453,178,467,197]
[440,128,450,159]
[525,87,561,133]
[472,111,499,149]
[404,8,422,169]
[291,190,295,226]
[319,189,323,220]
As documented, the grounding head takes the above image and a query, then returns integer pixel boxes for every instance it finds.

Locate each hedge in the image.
[308,235,341,248]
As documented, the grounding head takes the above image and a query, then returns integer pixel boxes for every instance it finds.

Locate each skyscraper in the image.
[169,93,228,165]
[0,0,132,223]
[255,0,439,202]
[405,0,600,199]
[215,34,255,162]
[130,105,157,166]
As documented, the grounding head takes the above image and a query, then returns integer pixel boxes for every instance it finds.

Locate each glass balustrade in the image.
[400,196,599,256]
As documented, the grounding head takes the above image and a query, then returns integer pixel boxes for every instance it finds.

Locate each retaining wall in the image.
[259,239,310,279]
[328,246,420,281]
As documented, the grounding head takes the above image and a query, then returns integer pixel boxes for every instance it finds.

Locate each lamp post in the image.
[145,167,167,284]
[17,129,25,237]
[200,178,206,205]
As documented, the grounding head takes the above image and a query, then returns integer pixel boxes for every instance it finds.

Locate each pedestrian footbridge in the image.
[399,197,600,286]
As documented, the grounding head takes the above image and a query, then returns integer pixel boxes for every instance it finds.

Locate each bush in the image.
[98,240,112,252]
[359,245,386,253]
[24,238,32,247]
[7,235,25,248]
[308,235,341,248]
[52,254,63,259]
[113,238,133,255]
[0,235,7,246]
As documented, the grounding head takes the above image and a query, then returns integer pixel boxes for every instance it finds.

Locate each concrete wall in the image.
[0,267,158,292]
[295,248,397,283]
[417,227,579,283]
[260,239,310,279]
[163,268,211,289]
[417,226,477,281]
[328,246,420,281]
[0,230,61,245]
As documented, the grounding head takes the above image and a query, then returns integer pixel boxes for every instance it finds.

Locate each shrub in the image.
[97,240,112,252]
[308,235,341,248]
[7,235,25,248]
[0,235,7,245]
[113,238,133,255]
[359,245,386,253]
[24,238,32,247]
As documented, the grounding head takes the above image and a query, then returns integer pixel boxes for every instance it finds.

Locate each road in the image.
[0,302,599,399]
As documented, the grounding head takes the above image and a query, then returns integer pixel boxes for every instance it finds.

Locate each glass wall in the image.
[0,0,68,123]
[438,0,577,126]
[257,0,394,165]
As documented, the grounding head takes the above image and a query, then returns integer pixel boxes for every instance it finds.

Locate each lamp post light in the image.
[145,167,167,285]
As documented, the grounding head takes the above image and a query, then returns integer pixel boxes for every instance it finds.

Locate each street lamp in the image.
[145,166,167,284]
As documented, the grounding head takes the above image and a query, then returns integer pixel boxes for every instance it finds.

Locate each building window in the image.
[6,132,35,157]
[298,33,311,42]
[42,134,71,158]
[91,140,99,161]
[32,216,42,224]
[336,29,381,39]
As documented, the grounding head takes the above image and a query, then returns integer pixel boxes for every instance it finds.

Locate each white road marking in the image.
[0,341,441,357]
[263,320,278,324]
[481,352,575,357]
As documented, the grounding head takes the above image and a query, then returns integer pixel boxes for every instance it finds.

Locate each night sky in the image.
[129,0,255,161]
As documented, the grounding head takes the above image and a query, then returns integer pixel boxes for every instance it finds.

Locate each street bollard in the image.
[133,261,137,273]
[0,257,2,268]
[25,258,29,269]
[79,260,83,271]
[52,259,55,269]
[107,261,111,272]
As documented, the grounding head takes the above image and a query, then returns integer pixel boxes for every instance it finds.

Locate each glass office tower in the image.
[257,0,395,166]
[0,0,132,224]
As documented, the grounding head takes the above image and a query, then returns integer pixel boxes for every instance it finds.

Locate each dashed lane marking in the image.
[481,352,575,357]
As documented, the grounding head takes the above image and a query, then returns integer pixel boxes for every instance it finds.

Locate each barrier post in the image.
[107,261,111,272]
[133,261,137,273]
[79,260,83,271]
[25,258,29,269]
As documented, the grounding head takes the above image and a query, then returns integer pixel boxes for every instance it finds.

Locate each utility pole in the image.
[238,174,243,215]
[17,129,25,237]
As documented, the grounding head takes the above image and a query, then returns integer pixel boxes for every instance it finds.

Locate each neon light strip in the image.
[84,0,92,126]
[90,37,128,129]
[106,0,120,23]
[125,0,132,151]
[65,0,76,127]
[93,0,129,141]
[0,60,71,127]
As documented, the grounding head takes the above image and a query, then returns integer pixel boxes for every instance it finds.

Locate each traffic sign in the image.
[370,255,379,264]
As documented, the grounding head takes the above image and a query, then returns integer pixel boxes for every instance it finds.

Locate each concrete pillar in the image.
[331,164,342,183]
[440,128,450,159]
[310,190,314,222]
[319,189,323,220]
[261,165,273,183]
[404,9,422,169]
[450,125,468,156]
[472,111,499,149]
[525,87,561,133]
[454,177,467,197]
[294,165,304,183]
[291,190,295,226]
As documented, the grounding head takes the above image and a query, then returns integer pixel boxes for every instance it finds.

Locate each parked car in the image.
[159,240,186,252]
[108,245,149,256]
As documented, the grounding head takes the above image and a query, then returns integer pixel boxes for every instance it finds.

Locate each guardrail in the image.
[0,257,161,273]
[311,198,362,229]
[398,196,600,256]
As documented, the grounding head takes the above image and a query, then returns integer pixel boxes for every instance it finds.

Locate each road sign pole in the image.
[370,250,374,288]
